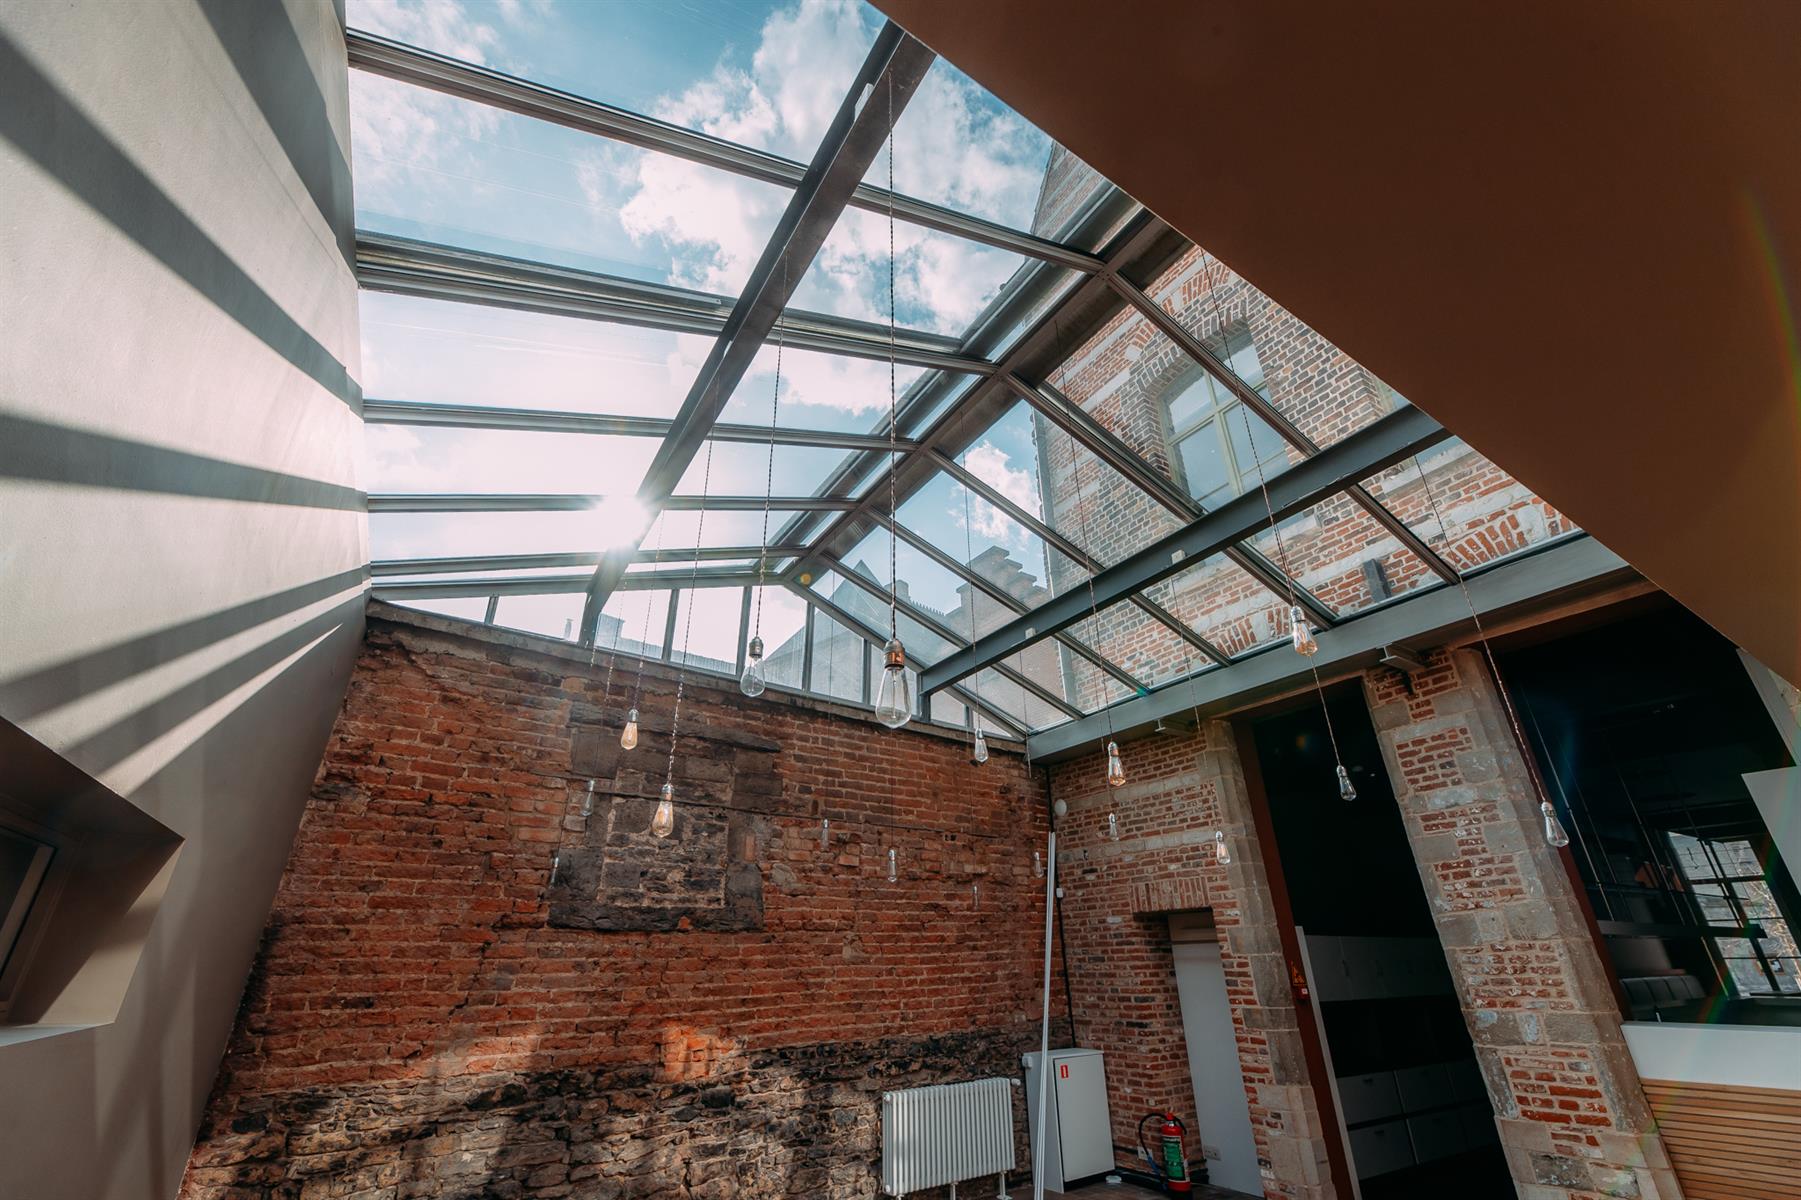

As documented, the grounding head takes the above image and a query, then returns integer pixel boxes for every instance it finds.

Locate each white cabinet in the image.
[1023,1049,1114,1192]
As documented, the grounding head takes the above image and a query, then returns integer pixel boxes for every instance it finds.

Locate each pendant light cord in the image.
[1408,452,1549,806]
[753,256,788,641]
[961,471,982,733]
[629,512,667,707]
[1197,248,1348,770]
[662,439,718,800]
[885,69,900,643]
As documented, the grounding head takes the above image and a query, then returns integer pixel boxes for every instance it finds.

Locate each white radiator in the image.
[881,1076,1017,1196]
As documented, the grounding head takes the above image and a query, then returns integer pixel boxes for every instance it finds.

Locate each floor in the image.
[1053,1179,1254,1199]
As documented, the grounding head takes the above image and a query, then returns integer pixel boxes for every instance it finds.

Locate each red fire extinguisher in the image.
[1137,1112,1190,1194]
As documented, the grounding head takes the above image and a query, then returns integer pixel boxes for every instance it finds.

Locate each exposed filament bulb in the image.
[970,722,989,766]
[1033,851,1044,879]
[1213,830,1231,866]
[1290,604,1319,657]
[620,708,640,751]
[651,783,675,838]
[1107,812,1120,842]
[739,635,766,697]
[1336,764,1357,802]
[887,847,898,883]
[1541,800,1570,848]
[1104,741,1126,789]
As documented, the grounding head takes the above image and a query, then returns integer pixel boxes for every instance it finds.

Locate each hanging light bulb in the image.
[549,850,560,886]
[1053,798,1069,819]
[739,635,766,697]
[1213,830,1231,866]
[874,638,912,729]
[1290,604,1319,657]
[1107,812,1120,841]
[580,779,595,818]
[971,883,980,911]
[887,847,898,883]
[1105,740,1126,788]
[1541,800,1570,848]
[1336,764,1357,802]
[970,721,989,766]
[651,783,675,838]
[1033,850,1044,878]
[819,817,830,848]
[620,708,640,751]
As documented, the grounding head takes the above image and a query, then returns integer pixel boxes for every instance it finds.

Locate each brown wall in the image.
[182,607,1059,1199]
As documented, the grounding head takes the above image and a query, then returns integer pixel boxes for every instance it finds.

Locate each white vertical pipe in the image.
[1032,830,1057,1200]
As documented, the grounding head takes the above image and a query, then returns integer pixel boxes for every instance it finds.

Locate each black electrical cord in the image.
[1042,764,1079,1043]
[1137,1112,1164,1182]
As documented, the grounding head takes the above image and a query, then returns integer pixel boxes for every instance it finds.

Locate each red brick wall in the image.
[181,608,1061,1200]
[1049,721,1342,1200]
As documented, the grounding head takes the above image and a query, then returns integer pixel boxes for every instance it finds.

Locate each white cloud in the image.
[957,441,1037,547]
[347,0,501,63]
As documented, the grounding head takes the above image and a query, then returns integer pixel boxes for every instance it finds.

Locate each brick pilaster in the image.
[1363,650,1683,1200]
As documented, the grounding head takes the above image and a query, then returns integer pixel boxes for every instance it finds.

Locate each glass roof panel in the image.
[674,440,852,498]
[1240,493,1440,619]
[1126,247,1411,451]
[1141,553,1291,660]
[351,72,790,292]
[1067,606,1207,695]
[864,58,1115,246]
[791,207,1033,338]
[365,425,657,495]
[493,593,587,641]
[809,608,866,704]
[389,596,490,624]
[893,471,1090,625]
[372,511,620,562]
[1005,401,1187,564]
[597,589,670,659]
[971,665,1071,731]
[713,342,939,434]
[348,0,879,159]
[646,508,814,552]
[361,292,707,416]
[1358,438,1581,574]
[671,587,745,674]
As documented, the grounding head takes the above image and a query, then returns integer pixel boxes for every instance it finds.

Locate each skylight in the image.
[354,0,1582,740]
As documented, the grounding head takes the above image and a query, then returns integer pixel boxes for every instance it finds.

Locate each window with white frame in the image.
[1161,331,1290,509]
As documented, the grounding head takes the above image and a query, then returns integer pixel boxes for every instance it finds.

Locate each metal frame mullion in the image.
[371,546,808,577]
[345,30,1099,274]
[811,557,1083,722]
[372,570,763,599]
[924,448,1229,665]
[1104,270,1460,584]
[1008,373,1336,628]
[884,519,1148,696]
[790,582,1029,740]
[916,404,1451,696]
[580,25,937,636]
[368,494,857,514]
[356,237,988,375]
[363,399,924,453]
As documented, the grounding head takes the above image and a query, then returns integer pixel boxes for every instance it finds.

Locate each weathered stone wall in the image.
[181,608,1058,1199]
[1363,650,1681,1200]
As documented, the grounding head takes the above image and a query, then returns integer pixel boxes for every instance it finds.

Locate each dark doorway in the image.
[1248,688,1512,1200]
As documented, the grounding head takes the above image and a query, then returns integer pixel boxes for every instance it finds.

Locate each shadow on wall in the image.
[0,29,358,408]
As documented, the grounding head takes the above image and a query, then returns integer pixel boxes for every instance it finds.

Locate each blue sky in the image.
[351,0,1074,619]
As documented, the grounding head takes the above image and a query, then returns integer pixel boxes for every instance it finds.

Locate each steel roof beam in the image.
[918,403,1451,696]
[346,30,1102,273]
[363,399,922,452]
[356,235,989,375]
[784,582,1028,741]
[578,25,937,638]
[1024,535,1626,762]
[368,494,858,513]
[372,569,761,599]
[370,546,808,577]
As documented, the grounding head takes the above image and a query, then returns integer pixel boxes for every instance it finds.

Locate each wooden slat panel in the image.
[1642,1078,1801,1200]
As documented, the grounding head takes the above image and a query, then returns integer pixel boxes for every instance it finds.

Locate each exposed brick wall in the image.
[1363,650,1682,1200]
[1049,722,1342,1200]
[182,608,1062,1200]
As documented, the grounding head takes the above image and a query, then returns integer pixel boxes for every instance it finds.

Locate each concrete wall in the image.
[0,0,364,1196]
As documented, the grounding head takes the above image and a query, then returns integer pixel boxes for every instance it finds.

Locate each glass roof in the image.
[354,0,1582,736]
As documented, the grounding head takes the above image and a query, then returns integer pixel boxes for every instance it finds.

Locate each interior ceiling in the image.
[875,0,1801,687]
